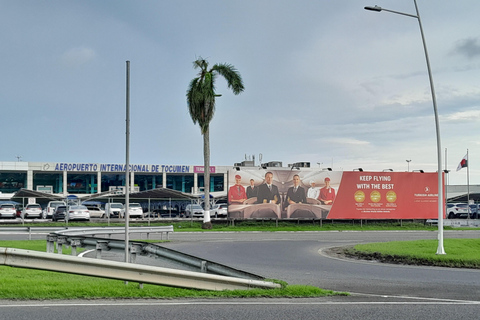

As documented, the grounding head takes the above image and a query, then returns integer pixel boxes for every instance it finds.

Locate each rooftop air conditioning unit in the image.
[267,161,282,167]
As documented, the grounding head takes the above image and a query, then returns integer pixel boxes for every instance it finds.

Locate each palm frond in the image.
[187,58,244,134]
[211,63,245,95]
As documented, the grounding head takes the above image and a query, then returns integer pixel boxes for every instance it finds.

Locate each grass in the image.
[344,238,480,268]
[3,219,452,232]
[0,240,346,300]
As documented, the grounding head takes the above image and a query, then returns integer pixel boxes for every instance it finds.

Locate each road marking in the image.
[0,299,479,308]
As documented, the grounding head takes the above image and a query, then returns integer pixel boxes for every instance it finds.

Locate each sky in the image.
[1,0,480,186]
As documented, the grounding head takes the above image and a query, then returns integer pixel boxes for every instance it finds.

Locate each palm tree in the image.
[186,57,244,228]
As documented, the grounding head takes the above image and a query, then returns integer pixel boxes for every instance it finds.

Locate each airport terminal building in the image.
[0,161,230,200]
[1,160,476,207]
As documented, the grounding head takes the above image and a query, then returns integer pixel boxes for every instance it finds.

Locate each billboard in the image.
[227,169,444,219]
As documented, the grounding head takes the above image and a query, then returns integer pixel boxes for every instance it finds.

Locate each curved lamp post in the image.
[365,1,445,254]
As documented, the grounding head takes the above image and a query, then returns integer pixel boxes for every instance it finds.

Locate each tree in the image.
[186,57,244,229]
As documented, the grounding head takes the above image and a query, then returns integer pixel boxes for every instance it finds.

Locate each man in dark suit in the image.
[256,171,280,204]
[246,179,258,199]
[284,174,307,207]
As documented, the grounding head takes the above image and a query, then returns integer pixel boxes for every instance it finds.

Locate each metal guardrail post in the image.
[46,235,56,253]
[95,241,109,259]
[130,245,137,264]
[56,237,68,255]
[69,238,83,256]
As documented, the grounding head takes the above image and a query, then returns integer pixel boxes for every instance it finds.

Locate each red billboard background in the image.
[227,169,445,220]
[327,171,445,219]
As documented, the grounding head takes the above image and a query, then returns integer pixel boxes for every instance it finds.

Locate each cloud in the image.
[320,137,370,146]
[60,47,96,68]
[442,109,480,122]
[452,37,480,59]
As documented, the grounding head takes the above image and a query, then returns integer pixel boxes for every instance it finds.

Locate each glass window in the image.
[166,175,194,193]
[33,173,63,193]
[66,173,97,194]
[135,174,163,191]
[0,172,27,193]
[198,174,224,192]
[101,174,125,192]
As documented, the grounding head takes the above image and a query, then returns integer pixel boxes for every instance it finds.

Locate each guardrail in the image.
[47,234,264,280]
[53,226,173,240]
[0,226,173,240]
[3,225,272,289]
[0,227,70,240]
[0,247,280,291]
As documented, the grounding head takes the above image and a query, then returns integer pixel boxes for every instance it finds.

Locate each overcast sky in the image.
[1,0,479,185]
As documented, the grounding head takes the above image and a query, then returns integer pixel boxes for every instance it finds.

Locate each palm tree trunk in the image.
[202,126,212,229]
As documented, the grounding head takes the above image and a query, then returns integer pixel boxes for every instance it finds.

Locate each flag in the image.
[456,154,468,171]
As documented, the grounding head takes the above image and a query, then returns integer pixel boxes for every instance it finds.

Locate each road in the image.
[1,230,479,319]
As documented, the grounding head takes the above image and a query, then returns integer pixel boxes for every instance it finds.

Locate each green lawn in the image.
[346,238,480,268]
[4,220,449,232]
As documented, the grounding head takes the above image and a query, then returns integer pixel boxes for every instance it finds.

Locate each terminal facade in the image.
[0,161,229,200]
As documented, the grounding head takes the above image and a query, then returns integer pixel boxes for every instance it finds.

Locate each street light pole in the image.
[406,159,411,172]
[365,0,445,254]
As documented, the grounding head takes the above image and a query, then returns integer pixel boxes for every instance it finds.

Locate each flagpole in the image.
[467,149,470,216]
[445,148,448,202]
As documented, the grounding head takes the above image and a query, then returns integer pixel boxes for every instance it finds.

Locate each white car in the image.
[0,204,17,219]
[85,206,105,218]
[120,203,144,218]
[105,203,123,218]
[447,203,470,219]
[67,205,90,221]
[21,203,43,219]
[43,201,66,219]
[210,204,228,218]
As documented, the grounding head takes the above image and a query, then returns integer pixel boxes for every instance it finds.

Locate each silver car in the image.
[21,203,43,219]
[185,204,204,218]
[67,205,90,221]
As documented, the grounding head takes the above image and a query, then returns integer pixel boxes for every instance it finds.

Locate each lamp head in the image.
[364,5,382,12]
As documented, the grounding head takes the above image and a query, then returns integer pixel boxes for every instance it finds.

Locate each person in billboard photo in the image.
[246,178,258,199]
[228,174,247,204]
[319,177,336,205]
[284,174,307,207]
[307,180,320,199]
[256,171,280,204]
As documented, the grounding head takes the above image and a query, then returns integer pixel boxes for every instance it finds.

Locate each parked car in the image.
[52,205,67,221]
[210,204,228,218]
[120,203,144,218]
[159,208,183,218]
[67,205,90,221]
[447,203,470,219]
[105,203,123,218]
[43,201,66,219]
[85,205,105,218]
[0,204,17,218]
[468,204,479,219]
[145,207,183,218]
[21,203,43,219]
[185,204,204,218]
